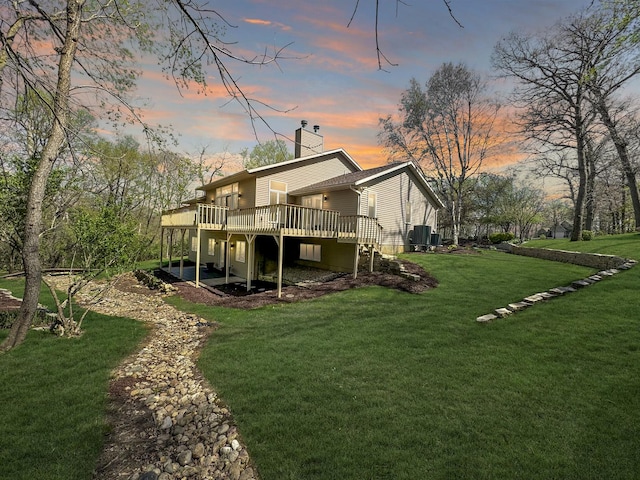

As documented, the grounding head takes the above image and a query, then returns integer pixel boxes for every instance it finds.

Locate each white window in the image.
[269,180,287,204]
[219,241,226,265]
[191,235,198,252]
[235,241,246,263]
[300,243,321,262]
[405,201,412,224]
[368,191,377,218]
[215,183,239,210]
[302,194,323,209]
[207,238,216,255]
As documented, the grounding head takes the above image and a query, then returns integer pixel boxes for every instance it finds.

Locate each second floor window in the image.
[368,191,377,218]
[269,180,287,204]
[215,183,238,209]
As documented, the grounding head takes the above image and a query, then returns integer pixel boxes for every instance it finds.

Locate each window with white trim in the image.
[215,183,239,210]
[269,180,287,204]
[368,191,377,218]
[235,241,246,263]
[207,238,216,255]
[302,194,323,209]
[300,243,321,262]
[405,201,412,224]
[191,236,198,252]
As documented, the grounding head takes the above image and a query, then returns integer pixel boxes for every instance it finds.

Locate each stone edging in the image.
[476,249,637,324]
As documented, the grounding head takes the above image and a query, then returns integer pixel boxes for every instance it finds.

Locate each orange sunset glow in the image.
[121,1,597,176]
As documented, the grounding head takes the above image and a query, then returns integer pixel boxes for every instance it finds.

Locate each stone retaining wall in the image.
[506,244,627,270]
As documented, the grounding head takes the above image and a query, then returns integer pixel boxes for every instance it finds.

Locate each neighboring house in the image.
[551,221,573,239]
[160,124,444,297]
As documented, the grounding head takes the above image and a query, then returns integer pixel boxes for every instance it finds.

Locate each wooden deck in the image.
[161,203,382,247]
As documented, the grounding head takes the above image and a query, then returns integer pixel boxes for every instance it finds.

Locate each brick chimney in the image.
[294,120,324,158]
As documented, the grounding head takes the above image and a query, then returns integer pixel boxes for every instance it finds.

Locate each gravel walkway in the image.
[48,275,258,480]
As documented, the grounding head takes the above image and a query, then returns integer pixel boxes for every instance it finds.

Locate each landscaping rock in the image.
[494,308,512,318]
[476,314,497,323]
[41,273,258,480]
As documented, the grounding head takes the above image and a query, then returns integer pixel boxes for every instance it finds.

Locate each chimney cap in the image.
[301,119,308,128]
[313,125,320,132]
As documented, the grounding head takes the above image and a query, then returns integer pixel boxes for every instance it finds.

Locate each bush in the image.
[581,230,594,241]
[489,232,515,244]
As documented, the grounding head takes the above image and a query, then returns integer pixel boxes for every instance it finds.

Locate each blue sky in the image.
[132,0,596,170]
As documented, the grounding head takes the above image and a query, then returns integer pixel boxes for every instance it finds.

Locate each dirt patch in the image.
[147,258,438,310]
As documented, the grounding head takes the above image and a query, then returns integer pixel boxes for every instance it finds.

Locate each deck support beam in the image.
[179,229,185,279]
[168,229,173,274]
[195,226,202,288]
[274,232,284,298]
[353,243,359,279]
[225,233,232,284]
[245,234,256,291]
[369,244,375,272]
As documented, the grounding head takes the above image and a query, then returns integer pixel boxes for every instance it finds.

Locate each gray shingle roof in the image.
[290,163,404,196]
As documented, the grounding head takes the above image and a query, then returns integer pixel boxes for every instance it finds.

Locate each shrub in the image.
[489,232,515,244]
[581,230,593,241]
[539,234,547,240]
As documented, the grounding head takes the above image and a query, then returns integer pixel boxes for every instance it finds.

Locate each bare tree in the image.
[379,63,499,245]
[0,0,288,351]
[493,24,592,241]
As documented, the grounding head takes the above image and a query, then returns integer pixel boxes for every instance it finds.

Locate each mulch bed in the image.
[147,258,439,309]
[0,256,442,313]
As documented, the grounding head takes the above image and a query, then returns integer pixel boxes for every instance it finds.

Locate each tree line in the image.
[381,0,640,244]
[1,0,639,350]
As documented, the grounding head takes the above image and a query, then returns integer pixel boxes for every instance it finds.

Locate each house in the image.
[551,221,573,239]
[160,123,444,297]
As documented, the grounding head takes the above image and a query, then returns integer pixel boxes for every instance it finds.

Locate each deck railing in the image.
[160,206,197,227]
[197,204,228,228]
[227,204,340,236]
[162,203,382,246]
[337,215,383,245]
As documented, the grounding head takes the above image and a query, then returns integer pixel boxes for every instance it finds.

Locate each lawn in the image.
[169,236,640,479]
[0,278,148,480]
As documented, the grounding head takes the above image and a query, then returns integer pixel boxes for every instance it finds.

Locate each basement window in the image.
[300,243,321,262]
[235,241,246,263]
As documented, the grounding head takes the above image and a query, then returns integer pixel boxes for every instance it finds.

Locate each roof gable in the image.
[197,148,361,192]
[290,161,445,209]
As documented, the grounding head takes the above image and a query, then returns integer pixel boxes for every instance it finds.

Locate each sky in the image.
[132,0,597,171]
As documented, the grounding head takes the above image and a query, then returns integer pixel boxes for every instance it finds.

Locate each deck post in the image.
[159,227,164,269]
[225,233,232,284]
[179,229,185,279]
[195,226,202,288]
[369,244,375,272]
[277,231,284,298]
[168,229,173,275]
[245,234,256,291]
[353,243,359,279]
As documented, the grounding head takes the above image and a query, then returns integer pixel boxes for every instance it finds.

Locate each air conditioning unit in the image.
[411,225,432,247]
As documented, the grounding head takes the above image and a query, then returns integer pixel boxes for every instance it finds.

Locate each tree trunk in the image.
[1,0,84,352]
[594,94,640,231]
[570,106,587,242]
[584,141,596,232]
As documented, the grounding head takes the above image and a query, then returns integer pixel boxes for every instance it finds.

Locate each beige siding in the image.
[363,170,438,254]
[237,177,256,209]
[255,156,357,206]
[324,189,358,216]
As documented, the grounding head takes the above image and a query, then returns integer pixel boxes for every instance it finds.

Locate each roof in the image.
[290,161,445,208]
[197,148,361,192]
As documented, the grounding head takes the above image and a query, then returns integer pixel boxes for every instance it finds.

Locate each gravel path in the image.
[48,275,258,480]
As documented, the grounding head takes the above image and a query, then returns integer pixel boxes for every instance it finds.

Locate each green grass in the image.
[172,242,640,479]
[0,278,148,480]
[525,231,640,259]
